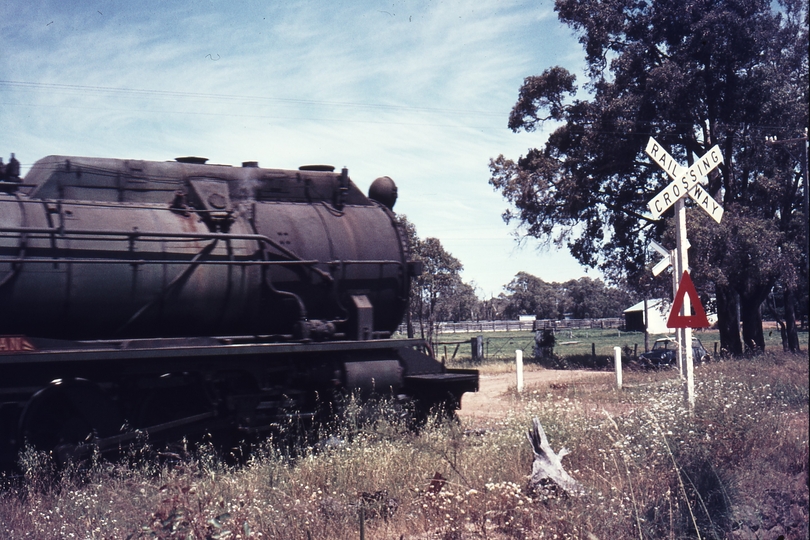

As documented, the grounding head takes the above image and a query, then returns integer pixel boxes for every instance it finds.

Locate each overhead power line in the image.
[0,99,503,130]
[0,80,506,118]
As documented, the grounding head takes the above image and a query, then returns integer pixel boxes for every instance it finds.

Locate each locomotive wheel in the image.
[19,378,124,461]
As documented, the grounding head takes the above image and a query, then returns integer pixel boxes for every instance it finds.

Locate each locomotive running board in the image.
[0,337,438,364]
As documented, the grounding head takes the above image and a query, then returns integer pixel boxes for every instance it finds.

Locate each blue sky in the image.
[0,0,597,298]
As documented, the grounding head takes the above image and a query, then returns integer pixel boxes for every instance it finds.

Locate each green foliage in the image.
[502,271,560,319]
[396,215,480,338]
[500,272,632,320]
[564,275,633,319]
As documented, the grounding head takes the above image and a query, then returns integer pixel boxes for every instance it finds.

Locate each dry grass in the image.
[1,352,807,539]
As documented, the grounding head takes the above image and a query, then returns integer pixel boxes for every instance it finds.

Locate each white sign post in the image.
[675,199,691,394]
[614,346,622,390]
[645,137,724,411]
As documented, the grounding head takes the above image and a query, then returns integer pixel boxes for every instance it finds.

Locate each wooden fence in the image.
[397,318,624,336]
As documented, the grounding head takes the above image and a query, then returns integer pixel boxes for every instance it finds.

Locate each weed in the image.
[0,352,806,539]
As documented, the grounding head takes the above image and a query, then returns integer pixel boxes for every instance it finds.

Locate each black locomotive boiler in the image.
[0,155,478,467]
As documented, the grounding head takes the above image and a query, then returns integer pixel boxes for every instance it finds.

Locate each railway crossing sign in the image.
[643,135,726,412]
[645,138,725,223]
[666,271,710,328]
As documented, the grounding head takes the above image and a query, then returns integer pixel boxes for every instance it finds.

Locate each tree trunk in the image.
[526,417,583,496]
[715,283,742,355]
[415,293,426,341]
[739,285,770,352]
[784,287,801,352]
[767,292,790,352]
[424,289,437,347]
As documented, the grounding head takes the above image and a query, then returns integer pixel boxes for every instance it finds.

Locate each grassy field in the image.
[434,327,807,367]
[1,349,807,539]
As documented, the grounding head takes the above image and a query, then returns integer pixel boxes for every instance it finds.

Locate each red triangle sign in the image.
[667,271,710,328]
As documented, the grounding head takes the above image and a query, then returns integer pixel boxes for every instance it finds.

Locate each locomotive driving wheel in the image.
[18,378,124,464]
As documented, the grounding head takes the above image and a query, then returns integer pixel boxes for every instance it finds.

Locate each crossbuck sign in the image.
[645,138,724,223]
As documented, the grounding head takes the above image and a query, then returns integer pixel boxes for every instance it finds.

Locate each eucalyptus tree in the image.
[502,272,560,319]
[562,276,633,319]
[395,215,476,341]
[501,273,631,320]
[490,0,808,353]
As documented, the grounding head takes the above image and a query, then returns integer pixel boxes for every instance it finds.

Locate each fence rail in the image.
[397,318,624,336]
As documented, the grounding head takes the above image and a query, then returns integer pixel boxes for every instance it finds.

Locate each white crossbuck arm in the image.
[645,137,724,223]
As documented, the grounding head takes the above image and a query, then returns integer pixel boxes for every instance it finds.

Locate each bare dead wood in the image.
[527,417,584,496]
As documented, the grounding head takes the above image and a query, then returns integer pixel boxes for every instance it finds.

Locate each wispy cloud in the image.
[0,0,591,294]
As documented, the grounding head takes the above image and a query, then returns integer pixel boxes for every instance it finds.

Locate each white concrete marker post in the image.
[516,349,524,393]
[614,346,622,390]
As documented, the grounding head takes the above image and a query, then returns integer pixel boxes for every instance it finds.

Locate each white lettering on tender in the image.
[0,336,36,353]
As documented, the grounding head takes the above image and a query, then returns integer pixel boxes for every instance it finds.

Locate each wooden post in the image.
[614,346,622,390]
[643,297,650,352]
[516,349,524,393]
[471,336,483,363]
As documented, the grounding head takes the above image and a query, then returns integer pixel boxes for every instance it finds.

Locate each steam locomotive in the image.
[0,155,478,467]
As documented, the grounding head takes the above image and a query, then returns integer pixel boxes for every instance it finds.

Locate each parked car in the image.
[639,337,710,367]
